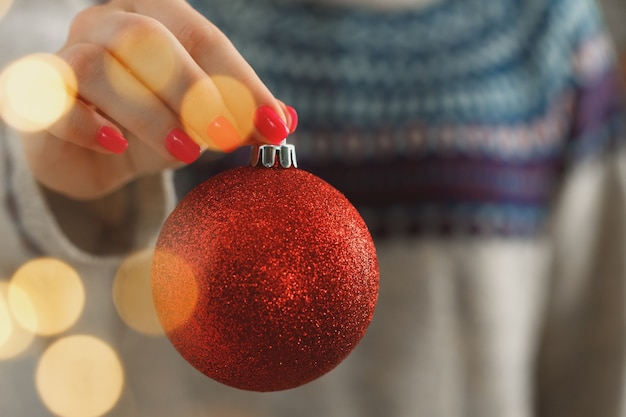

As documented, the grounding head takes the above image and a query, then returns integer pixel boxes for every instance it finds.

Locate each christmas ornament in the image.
[151,141,379,392]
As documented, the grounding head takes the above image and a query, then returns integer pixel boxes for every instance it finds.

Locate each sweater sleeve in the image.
[0,0,178,275]
[0,124,177,276]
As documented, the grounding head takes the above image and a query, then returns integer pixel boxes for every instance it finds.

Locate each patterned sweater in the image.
[182,0,625,237]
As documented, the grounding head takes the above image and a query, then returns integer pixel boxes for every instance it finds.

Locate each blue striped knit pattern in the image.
[187,0,625,237]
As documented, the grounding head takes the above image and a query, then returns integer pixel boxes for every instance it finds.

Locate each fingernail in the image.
[96,126,128,154]
[253,105,290,145]
[286,105,298,133]
[165,128,201,164]
[207,116,242,152]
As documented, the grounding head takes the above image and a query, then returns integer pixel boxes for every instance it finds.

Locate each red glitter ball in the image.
[152,166,379,392]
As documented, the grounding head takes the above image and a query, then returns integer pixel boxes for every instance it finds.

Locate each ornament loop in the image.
[251,142,298,168]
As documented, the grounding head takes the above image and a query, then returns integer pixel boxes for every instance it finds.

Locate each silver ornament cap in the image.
[251,140,298,168]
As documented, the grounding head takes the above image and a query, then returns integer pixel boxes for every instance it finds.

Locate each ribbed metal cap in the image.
[250,141,298,168]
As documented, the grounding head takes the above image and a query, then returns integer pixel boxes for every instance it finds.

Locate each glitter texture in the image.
[152,166,379,392]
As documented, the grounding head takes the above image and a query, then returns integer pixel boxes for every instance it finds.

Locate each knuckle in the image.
[116,14,167,44]
[62,43,105,87]
[59,104,92,143]
[176,20,227,59]
[109,15,175,69]
[132,108,161,136]
[68,7,97,40]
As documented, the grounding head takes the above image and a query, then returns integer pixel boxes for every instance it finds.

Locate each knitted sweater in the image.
[181,0,625,238]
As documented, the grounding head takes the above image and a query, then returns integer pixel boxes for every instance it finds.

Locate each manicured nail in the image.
[96,126,128,154]
[207,116,242,152]
[164,128,201,164]
[253,105,290,145]
[286,105,298,133]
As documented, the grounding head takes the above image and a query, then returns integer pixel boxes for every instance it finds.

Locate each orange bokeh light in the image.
[151,249,199,333]
[113,249,164,336]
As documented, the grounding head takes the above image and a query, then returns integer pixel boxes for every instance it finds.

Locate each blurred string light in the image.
[0,0,13,21]
[0,53,76,132]
[0,281,35,360]
[36,334,124,417]
[8,258,84,336]
[113,249,164,336]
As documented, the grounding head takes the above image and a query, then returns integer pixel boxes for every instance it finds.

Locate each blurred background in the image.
[0,0,624,416]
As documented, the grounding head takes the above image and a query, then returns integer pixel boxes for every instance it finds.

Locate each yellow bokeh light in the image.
[8,258,84,336]
[113,249,164,336]
[180,76,255,152]
[180,77,226,149]
[104,25,177,99]
[0,282,35,360]
[0,283,12,348]
[36,335,124,417]
[0,0,14,21]
[212,75,256,144]
[102,52,152,104]
[0,53,76,132]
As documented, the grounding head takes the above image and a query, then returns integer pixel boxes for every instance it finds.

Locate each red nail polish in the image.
[207,116,242,152]
[165,128,201,164]
[286,105,298,133]
[253,105,290,145]
[96,126,128,154]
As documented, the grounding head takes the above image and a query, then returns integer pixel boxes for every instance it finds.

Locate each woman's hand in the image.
[17,0,296,200]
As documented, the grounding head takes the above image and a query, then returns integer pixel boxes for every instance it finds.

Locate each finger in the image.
[59,42,201,164]
[68,6,249,151]
[21,132,135,200]
[118,0,291,144]
[277,99,299,134]
[45,97,128,155]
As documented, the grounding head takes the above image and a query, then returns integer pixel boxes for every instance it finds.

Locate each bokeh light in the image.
[212,75,256,148]
[102,52,153,106]
[0,282,35,360]
[151,250,199,333]
[0,0,13,21]
[113,249,164,336]
[0,281,37,361]
[0,53,76,132]
[8,258,84,336]
[0,282,12,348]
[207,115,244,152]
[180,77,226,149]
[104,24,177,97]
[36,335,124,417]
[181,76,255,151]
